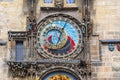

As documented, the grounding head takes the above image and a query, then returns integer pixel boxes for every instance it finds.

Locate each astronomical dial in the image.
[36,14,83,58]
[42,71,77,80]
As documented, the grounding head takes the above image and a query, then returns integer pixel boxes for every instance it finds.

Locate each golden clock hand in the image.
[57,20,68,44]
[62,20,68,30]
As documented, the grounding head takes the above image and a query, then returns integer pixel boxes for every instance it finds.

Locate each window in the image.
[44,0,52,3]
[16,41,23,61]
[66,0,75,4]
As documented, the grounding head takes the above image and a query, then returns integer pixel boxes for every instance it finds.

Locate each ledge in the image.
[40,7,79,11]
[100,39,120,43]
[8,31,27,41]
[6,59,81,64]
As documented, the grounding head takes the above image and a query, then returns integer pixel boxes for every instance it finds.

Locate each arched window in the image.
[66,0,75,4]
[44,0,52,3]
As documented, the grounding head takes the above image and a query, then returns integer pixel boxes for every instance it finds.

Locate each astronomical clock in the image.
[36,14,83,58]
[35,14,84,80]
[7,0,92,80]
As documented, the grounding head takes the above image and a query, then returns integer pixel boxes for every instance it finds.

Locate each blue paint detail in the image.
[27,24,31,30]
[66,0,75,3]
[108,43,115,51]
[44,0,52,3]
[16,41,23,61]
[82,26,86,33]
[37,38,40,41]
[43,71,77,80]
[47,30,62,45]
[42,20,79,45]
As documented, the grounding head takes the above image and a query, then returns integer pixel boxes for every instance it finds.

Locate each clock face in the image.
[37,14,82,58]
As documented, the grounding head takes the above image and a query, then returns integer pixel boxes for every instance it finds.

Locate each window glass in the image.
[44,0,52,3]
[66,0,75,4]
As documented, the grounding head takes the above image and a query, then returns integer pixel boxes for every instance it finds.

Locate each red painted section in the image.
[117,43,120,51]
[44,35,76,53]
[47,35,52,41]
[44,35,52,49]
[67,36,76,51]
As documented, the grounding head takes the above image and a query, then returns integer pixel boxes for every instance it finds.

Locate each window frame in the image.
[64,0,77,7]
[41,0,77,8]
[41,0,54,7]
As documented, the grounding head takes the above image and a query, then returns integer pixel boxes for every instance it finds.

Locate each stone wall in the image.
[0,0,26,80]
[91,0,120,80]
[0,0,120,80]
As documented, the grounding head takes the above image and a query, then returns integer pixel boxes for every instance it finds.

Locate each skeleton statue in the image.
[55,0,63,8]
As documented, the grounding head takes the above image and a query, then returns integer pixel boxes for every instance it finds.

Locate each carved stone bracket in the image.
[6,60,91,79]
[7,62,28,77]
[8,31,27,41]
[55,0,63,8]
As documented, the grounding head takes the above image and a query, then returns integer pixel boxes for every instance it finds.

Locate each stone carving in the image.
[112,62,120,72]
[55,0,63,8]
[7,60,91,80]
[108,43,115,51]
[27,15,37,32]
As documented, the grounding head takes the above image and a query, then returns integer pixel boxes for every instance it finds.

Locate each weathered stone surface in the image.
[91,0,120,79]
[107,78,120,80]
[104,66,112,72]
[92,72,97,78]
[111,62,120,72]
[113,73,120,78]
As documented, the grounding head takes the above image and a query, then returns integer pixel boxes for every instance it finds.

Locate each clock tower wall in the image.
[90,0,120,80]
[0,0,120,80]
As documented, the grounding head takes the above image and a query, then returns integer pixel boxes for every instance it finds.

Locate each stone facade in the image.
[91,0,120,80]
[0,0,25,80]
[0,0,120,80]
